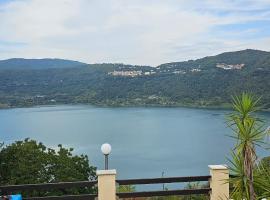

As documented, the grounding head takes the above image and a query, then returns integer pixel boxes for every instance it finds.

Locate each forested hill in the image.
[158,49,270,71]
[0,49,269,109]
[0,58,87,70]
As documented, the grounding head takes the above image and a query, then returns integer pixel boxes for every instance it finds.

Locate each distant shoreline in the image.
[1,102,269,112]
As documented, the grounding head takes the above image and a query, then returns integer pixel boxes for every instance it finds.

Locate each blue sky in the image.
[0,0,270,66]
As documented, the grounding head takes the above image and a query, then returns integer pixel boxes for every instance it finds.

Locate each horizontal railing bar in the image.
[117,175,211,185]
[24,194,97,200]
[0,181,97,193]
[117,188,211,198]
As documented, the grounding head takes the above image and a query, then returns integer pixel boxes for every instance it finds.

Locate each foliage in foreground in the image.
[228,92,269,200]
[0,138,96,197]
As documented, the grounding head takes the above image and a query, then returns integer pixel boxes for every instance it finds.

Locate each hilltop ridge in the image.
[0,58,87,70]
[0,49,269,109]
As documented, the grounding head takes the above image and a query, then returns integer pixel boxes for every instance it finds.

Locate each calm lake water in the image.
[1,105,270,180]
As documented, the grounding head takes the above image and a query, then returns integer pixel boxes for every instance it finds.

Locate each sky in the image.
[0,0,270,66]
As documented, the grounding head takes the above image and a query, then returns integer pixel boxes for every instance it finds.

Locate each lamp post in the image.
[101,143,111,170]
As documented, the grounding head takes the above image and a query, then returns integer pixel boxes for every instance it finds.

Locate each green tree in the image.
[0,138,96,196]
[228,93,268,200]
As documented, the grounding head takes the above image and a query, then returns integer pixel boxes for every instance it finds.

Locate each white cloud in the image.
[0,0,270,65]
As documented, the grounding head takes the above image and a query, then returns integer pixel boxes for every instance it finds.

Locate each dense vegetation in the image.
[0,139,96,197]
[0,49,270,109]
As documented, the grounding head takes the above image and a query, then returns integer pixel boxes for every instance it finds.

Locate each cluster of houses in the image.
[108,70,156,77]
[216,63,245,70]
[107,63,245,77]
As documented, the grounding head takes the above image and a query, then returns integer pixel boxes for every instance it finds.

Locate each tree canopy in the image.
[0,139,96,196]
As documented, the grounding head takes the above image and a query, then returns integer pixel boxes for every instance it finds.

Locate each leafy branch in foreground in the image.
[227,92,269,200]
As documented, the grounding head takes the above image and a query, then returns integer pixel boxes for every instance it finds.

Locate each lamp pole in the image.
[105,154,108,170]
[101,143,111,170]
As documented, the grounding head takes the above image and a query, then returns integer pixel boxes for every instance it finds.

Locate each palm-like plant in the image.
[227,93,267,200]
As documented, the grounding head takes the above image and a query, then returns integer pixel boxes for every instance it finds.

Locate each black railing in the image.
[117,175,211,185]
[116,175,211,198]
[118,188,211,198]
[0,181,97,200]
[0,175,212,199]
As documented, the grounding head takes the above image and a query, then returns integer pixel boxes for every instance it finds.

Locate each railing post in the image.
[209,165,229,200]
[96,169,117,200]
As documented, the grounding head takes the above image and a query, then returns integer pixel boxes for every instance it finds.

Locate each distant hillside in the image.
[0,49,269,109]
[158,49,270,71]
[0,58,87,70]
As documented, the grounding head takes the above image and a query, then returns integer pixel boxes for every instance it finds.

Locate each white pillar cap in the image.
[96,169,117,175]
[208,165,228,170]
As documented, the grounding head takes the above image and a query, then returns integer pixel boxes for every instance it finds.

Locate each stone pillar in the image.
[209,165,229,200]
[96,169,117,200]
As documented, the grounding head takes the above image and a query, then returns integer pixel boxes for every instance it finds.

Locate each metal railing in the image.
[0,173,228,200]
[116,175,211,198]
[0,176,211,199]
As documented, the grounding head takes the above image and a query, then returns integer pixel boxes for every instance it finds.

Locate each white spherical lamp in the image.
[101,143,111,155]
[101,143,111,170]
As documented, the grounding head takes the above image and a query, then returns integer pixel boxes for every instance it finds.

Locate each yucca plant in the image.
[227,92,268,200]
[228,151,248,199]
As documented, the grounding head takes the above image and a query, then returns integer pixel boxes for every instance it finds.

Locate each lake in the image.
[1,105,269,180]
